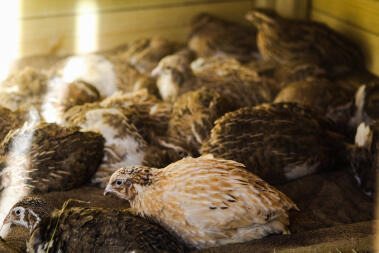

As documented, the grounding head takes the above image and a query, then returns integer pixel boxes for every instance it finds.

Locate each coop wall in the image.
[10,0,379,76]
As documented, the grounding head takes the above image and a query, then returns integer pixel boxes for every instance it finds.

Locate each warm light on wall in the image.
[0,0,21,81]
[76,1,99,54]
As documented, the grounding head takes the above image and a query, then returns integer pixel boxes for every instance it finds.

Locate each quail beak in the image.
[2,214,11,226]
[103,185,113,196]
[151,66,161,78]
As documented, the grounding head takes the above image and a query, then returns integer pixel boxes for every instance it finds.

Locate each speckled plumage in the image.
[41,79,101,124]
[188,13,258,62]
[120,37,178,75]
[0,67,48,112]
[4,197,187,253]
[246,9,363,76]
[105,156,298,249]
[274,78,354,128]
[200,103,350,184]
[64,105,147,188]
[0,123,104,193]
[99,89,172,142]
[152,53,272,107]
[164,87,233,156]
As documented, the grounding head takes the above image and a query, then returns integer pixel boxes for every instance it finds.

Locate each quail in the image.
[4,196,187,253]
[0,67,48,112]
[245,9,363,76]
[152,52,272,107]
[162,87,233,156]
[274,78,354,128]
[41,79,101,124]
[105,156,298,249]
[188,13,258,62]
[0,122,104,193]
[200,103,368,184]
[50,54,154,97]
[119,37,178,75]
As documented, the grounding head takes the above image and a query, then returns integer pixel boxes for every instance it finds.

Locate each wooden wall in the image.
[311,0,379,76]
[11,0,311,57]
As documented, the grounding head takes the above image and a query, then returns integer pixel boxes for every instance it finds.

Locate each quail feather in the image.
[0,67,48,112]
[104,156,298,249]
[274,78,354,129]
[0,122,104,193]
[152,52,272,107]
[350,82,379,129]
[119,37,178,75]
[50,54,155,97]
[245,9,364,76]
[200,103,370,184]
[162,87,234,156]
[3,196,187,253]
[188,13,258,62]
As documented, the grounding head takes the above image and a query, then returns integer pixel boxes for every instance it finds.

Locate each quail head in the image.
[4,196,187,253]
[200,103,364,184]
[188,13,258,62]
[104,156,298,249]
[245,9,364,76]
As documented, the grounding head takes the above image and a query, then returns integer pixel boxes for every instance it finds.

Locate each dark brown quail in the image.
[188,13,258,62]
[246,9,364,76]
[4,197,187,253]
[200,103,367,184]
[0,122,104,193]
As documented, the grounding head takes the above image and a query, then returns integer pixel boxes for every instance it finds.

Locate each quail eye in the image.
[116,180,123,186]
[15,209,21,215]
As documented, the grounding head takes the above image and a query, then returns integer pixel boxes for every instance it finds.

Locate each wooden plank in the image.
[312,0,379,36]
[19,0,250,19]
[18,1,254,56]
[311,10,379,76]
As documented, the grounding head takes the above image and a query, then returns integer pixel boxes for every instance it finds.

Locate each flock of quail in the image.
[0,8,377,253]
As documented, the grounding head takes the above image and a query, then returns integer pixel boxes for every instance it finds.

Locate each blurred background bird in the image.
[245,9,364,77]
